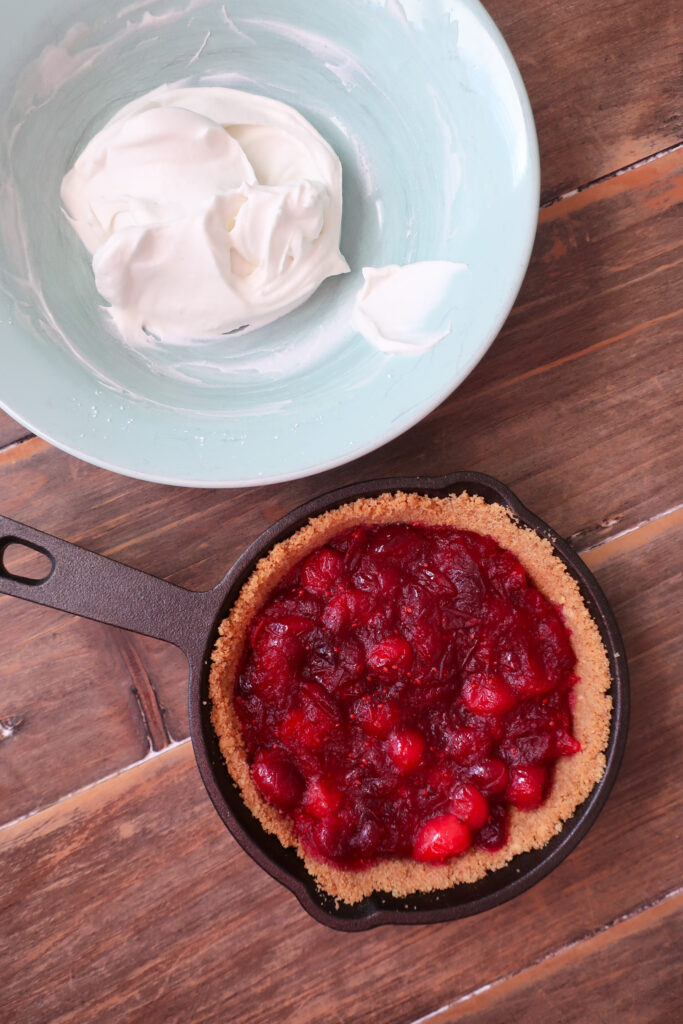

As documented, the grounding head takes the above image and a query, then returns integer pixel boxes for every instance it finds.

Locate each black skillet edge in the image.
[188,472,629,931]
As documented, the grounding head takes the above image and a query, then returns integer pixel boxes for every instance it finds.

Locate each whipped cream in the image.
[61,85,349,343]
[352,261,467,353]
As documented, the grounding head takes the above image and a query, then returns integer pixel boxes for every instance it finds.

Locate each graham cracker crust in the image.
[209,491,612,905]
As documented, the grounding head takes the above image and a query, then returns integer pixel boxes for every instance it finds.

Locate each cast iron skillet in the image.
[0,472,629,930]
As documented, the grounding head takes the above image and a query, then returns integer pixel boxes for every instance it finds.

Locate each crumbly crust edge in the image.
[209,492,612,905]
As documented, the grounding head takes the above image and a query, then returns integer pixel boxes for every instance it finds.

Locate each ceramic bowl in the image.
[0,0,539,485]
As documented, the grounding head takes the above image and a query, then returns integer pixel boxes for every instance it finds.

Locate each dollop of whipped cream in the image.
[61,85,349,343]
[353,261,467,353]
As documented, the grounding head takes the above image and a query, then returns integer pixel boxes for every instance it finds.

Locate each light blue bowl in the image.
[0,0,539,486]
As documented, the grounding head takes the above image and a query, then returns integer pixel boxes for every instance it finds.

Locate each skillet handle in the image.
[0,515,220,657]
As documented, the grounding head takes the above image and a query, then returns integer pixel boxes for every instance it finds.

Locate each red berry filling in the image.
[235,523,580,870]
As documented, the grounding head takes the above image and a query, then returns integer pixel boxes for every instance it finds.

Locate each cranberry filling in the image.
[235,523,580,870]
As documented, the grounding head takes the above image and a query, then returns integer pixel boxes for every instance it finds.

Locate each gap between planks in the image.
[0,432,37,460]
[540,140,683,211]
[118,633,171,752]
[0,737,191,838]
[578,502,683,569]
[408,884,683,1024]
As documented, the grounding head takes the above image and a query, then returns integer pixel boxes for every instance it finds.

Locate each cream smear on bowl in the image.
[353,261,467,353]
[61,84,350,344]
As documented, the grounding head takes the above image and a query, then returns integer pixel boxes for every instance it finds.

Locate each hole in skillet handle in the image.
[193,471,629,931]
[0,538,55,586]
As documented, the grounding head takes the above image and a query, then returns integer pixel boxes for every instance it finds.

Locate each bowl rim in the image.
[189,471,630,930]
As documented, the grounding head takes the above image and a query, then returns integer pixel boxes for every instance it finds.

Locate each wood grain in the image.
[487,0,682,203]
[435,890,683,1023]
[1,509,680,1024]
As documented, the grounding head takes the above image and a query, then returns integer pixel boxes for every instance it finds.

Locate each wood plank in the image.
[487,0,682,203]
[469,148,682,404]
[582,504,683,571]
[0,600,160,826]
[1,511,680,1023]
[431,890,683,1023]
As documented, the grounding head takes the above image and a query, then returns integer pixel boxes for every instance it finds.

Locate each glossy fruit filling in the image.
[234,523,581,870]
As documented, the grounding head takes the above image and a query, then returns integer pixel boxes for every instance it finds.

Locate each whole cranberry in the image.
[304,777,343,818]
[252,748,304,811]
[367,637,414,676]
[450,783,489,830]
[355,699,401,739]
[301,548,344,595]
[387,729,426,773]
[468,757,509,796]
[462,674,517,716]
[413,814,472,863]
[506,765,547,809]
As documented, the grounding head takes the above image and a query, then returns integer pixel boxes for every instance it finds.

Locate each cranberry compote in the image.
[235,524,580,869]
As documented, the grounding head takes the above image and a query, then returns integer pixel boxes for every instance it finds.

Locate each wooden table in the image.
[1,1,682,1020]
